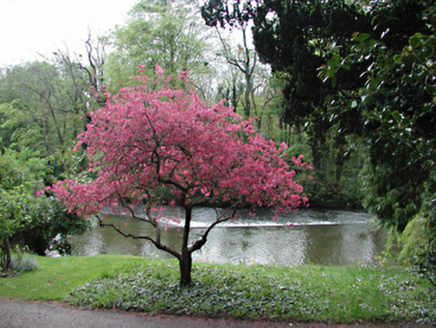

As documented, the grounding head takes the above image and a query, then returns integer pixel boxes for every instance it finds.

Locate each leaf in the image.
[353,33,370,43]
[391,111,402,123]
[424,35,436,48]
[409,34,423,49]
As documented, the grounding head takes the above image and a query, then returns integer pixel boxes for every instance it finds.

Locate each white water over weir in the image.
[69,207,386,266]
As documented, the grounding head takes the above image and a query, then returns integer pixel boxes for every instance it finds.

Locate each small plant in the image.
[416,242,436,288]
[1,247,38,276]
[10,253,38,274]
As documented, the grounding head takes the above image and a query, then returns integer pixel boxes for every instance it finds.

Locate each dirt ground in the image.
[0,298,432,328]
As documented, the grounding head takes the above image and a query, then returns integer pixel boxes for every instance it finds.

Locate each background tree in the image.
[202,0,371,207]
[0,47,100,270]
[105,0,215,95]
[214,24,277,135]
[215,23,257,118]
[51,68,310,286]
[0,61,87,155]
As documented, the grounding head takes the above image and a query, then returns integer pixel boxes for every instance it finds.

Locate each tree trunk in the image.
[0,238,12,275]
[244,72,251,118]
[179,250,192,286]
[179,205,193,286]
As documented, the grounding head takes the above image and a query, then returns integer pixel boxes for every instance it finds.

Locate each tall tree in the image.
[215,23,257,118]
[201,0,436,221]
[105,0,214,94]
[0,62,86,155]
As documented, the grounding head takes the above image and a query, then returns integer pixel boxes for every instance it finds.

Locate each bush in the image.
[12,196,89,256]
[0,184,88,275]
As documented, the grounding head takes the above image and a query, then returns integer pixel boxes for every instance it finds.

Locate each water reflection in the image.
[69,208,385,266]
[192,227,307,266]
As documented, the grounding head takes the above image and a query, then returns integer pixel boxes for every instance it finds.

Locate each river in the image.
[69,207,386,266]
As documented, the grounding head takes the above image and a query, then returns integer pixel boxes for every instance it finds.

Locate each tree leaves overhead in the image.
[320,1,436,230]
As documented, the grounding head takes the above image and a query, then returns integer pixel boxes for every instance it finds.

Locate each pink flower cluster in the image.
[52,68,310,218]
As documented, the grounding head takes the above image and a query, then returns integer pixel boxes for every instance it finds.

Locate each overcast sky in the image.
[0,0,138,67]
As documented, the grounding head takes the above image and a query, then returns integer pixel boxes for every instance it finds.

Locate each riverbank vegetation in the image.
[0,255,433,324]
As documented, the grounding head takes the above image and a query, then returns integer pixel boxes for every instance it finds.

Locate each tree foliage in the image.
[0,61,89,155]
[319,0,436,230]
[105,0,214,94]
[202,0,436,228]
[50,67,310,285]
[202,0,372,207]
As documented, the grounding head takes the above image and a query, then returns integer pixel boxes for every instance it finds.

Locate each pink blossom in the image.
[155,65,164,75]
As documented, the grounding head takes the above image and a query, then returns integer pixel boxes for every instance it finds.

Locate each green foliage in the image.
[381,204,436,324]
[202,0,436,224]
[395,216,429,265]
[0,184,41,274]
[67,261,432,323]
[0,62,86,155]
[414,199,436,325]
[105,0,213,94]
[0,182,88,275]
[318,1,436,229]
[202,0,372,208]
[0,150,88,275]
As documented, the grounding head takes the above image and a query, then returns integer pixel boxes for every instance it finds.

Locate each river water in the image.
[69,207,386,266]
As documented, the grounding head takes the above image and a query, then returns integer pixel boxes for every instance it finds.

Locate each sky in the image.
[0,0,138,67]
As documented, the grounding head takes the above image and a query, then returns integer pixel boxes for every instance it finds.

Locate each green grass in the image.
[0,255,433,324]
[0,254,150,300]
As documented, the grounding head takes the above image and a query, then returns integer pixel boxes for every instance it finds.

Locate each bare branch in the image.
[188,203,239,253]
[96,214,181,260]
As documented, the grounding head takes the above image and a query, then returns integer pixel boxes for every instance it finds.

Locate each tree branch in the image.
[96,214,180,260]
[188,203,239,253]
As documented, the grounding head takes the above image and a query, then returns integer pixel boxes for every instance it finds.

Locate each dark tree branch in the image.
[188,203,239,253]
[96,214,181,260]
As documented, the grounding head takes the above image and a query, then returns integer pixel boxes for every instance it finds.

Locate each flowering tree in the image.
[51,66,310,286]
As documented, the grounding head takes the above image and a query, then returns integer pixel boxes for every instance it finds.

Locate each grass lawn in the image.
[0,254,433,324]
[0,254,149,300]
